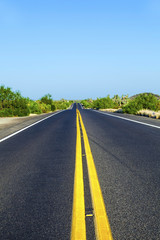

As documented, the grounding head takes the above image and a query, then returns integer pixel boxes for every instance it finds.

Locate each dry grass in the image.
[100,108,123,113]
[137,109,160,119]
[99,108,160,119]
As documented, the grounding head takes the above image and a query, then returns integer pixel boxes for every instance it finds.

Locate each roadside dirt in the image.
[0,113,54,140]
[0,117,32,129]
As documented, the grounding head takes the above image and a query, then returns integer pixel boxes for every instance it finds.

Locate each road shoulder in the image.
[0,112,59,140]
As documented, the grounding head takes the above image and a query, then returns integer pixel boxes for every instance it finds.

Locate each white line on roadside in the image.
[93,110,160,129]
[0,110,65,143]
[70,104,74,109]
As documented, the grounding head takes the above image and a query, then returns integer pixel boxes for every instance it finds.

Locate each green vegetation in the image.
[130,93,160,101]
[1,85,159,118]
[93,96,119,109]
[81,93,160,116]
[81,95,129,109]
[122,93,160,114]
[0,86,30,117]
[0,85,73,117]
[54,99,74,110]
[28,100,42,114]
[81,99,93,109]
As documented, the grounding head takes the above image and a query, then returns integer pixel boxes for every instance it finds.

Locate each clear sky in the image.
[0,0,160,100]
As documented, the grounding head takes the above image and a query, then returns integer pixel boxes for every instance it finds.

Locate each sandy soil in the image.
[0,113,52,131]
[99,108,160,119]
[0,116,32,129]
[0,113,56,140]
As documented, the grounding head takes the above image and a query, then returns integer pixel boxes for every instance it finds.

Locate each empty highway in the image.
[0,103,160,239]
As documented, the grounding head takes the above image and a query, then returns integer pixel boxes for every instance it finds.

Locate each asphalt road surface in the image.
[0,103,160,239]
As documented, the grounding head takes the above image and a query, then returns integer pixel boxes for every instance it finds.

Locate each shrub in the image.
[54,100,72,110]
[12,99,30,116]
[0,85,73,116]
[51,104,56,111]
[28,101,42,114]
[40,94,53,105]
[81,99,93,108]
[39,102,51,113]
[123,93,158,114]
[93,96,117,109]
[0,108,13,117]
[157,100,160,111]
[13,108,30,117]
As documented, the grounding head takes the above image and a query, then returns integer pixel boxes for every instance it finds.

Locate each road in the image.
[0,103,160,239]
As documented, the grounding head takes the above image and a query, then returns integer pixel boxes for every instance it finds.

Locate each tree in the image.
[40,94,53,105]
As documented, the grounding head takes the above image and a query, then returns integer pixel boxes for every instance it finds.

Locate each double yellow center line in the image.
[71,110,113,240]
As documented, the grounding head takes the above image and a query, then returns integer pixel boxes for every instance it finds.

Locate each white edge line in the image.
[93,110,160,129]
[70,104,74,110]
[0,110,65,143]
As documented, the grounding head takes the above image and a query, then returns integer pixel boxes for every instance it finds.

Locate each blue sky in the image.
[0,0,160,100]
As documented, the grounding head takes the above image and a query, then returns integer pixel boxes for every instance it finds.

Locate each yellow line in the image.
[71,110,86,240]
[78,110,113,240]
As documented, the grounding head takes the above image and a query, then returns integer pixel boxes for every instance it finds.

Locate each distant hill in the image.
[130,93,160,100]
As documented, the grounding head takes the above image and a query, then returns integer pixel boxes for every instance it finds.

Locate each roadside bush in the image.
[51,104,56,111]
[39,94,71,112]
[12,99,30,116]
[28,101,42,114]
[122,93,158,114]
[81,100,93,108]
[0,86,31,117]
[54,100,71,110]
[39,102,51,113]
[0,108,13,117]
[40,94,53,105]
[13,107,30,117]
[93,96,118,109]
[0,85,74,117]
[157,100,160,111]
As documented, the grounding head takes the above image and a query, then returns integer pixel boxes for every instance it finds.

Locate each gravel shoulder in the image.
[0,112,58,140]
